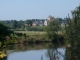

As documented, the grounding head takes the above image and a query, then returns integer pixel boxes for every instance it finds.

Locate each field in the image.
[14,30,63,35]
[14,31,46,35]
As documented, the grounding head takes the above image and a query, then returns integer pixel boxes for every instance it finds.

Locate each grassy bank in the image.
[13,31,64,43]
[0,30,64,48]
[14,31,49,42]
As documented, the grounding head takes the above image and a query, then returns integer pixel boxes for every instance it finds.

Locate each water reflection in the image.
[0,43,65,60]
[46,44,65,60]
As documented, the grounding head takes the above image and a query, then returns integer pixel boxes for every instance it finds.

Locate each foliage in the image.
[0,18,67,31]
[65,5,80,60]
[0,23,13,46]
[45,17,61,43]
[25,20,32,26]
[0,20,25,30]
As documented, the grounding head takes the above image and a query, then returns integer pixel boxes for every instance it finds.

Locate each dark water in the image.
[1,43,65,60]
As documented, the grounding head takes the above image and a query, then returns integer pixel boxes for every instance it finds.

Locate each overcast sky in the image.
[0,0,80,20]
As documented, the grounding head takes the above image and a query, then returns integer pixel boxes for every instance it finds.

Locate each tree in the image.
[13,20,18,29]
[46,17,59,43]
[25,20,32,26]
[0,23,13,46]
[65,5,80,60]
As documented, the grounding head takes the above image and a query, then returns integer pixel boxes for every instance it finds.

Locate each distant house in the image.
[39,21,44,26]
[32,20,44,26]
[32,15,68,27]
[32,21,37,26]
[44,19,47,26]
[44,15,53,26]
[25,15,53,26]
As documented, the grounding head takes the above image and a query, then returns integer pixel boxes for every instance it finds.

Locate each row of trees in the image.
[0,18,67,30]
[0,20,25,29]
[0,19,45,28]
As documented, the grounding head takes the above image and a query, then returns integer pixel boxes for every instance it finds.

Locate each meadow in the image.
[14,31,46,35]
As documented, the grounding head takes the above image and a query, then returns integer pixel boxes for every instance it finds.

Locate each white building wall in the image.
[44,20,48,26]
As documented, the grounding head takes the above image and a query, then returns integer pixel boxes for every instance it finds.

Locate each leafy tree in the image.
[46,17,59,43]
[65,5,80,60]
[0,23,13,46]
[17,20,25,28]
[25,20,32,26]
[13,20,18,29]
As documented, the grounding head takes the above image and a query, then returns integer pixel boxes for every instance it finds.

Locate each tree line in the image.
[0,18,67,31]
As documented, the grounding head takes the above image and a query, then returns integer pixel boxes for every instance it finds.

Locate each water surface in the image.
[2,43,65,60]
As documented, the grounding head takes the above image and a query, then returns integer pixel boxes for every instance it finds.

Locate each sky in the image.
[0,0,80,20]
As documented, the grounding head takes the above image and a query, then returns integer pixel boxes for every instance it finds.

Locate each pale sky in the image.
[0,0,80,20]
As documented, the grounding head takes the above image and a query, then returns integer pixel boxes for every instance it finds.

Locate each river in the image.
[1,43,65,60]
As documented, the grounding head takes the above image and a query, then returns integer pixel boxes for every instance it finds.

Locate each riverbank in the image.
[0,30,65,48]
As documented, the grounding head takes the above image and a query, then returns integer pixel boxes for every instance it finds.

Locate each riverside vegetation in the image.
[0,5,80,60]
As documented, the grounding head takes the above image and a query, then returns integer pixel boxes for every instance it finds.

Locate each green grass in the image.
[31,26,46,28]
[26,26,46,31]
[14,31,46,35]
[14,30,64,35]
